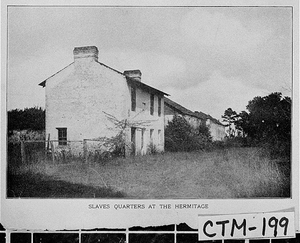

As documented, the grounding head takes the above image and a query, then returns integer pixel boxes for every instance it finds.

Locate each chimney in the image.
[124,70,142,82]
[73,46,98,62]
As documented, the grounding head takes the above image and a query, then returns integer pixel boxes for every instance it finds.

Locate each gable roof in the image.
[125,76,169,97]
[164,97,204,119]
[38,62,74,88]
[205,114,225,126]
[164,97,225,126]
[39,61,169,96]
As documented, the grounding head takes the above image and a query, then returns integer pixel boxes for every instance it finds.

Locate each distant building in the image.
[39,46,168,155]
[203,114,227,141]
[164,98,226,141]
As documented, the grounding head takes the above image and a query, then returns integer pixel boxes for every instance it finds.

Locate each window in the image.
[131,86,136,111]
[131,127,136,155]
[57,128,67,145]
[150,94,154,115]
[150,129,154,143]
[141,129,145,149]
[158,97,161,117]
[158,129,162,144]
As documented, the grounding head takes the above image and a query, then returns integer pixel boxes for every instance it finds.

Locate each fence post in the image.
[50,141,55,164]
[83,139,88,164]
[20,141,25,164]
[46,133,50,151]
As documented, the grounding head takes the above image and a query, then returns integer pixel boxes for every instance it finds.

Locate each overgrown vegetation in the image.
[7,153,125,198]
[165,115,212,152]
[8,130,45,143]
[7,171,125,198]
[8,107,45,132]
[6,92,291,198]
[222,92,291,159]
[95,112,154,158]
[7,147,289,198]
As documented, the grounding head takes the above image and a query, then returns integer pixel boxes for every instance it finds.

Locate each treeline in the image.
[165,92,291,158]
[222,92,291,158]
[8,107,45,132]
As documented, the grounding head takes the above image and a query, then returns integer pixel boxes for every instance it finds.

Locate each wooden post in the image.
[20,141,25,164]
[45,134,50,161]
[46,133,50,151]
[50,141,55,164]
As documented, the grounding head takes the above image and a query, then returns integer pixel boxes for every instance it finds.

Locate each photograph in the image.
[6,5,293,200]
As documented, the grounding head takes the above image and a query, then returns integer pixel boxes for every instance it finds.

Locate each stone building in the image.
[164,98,226,141]
[39,46,168,155]
[204,114,227,141]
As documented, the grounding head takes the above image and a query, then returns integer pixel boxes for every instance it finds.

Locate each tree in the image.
[8,107,45,132]
[222,108,238,137]
[234,111,250,137]
[238,92,291,157]
[165,115,212,152]
[245,92,291,142]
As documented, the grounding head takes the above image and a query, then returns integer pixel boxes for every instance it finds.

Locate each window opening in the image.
[131,86,136,111]
[57,128,67,145]
[150,94,154,115]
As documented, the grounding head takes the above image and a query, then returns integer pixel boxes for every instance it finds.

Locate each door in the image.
[131,127,136,155]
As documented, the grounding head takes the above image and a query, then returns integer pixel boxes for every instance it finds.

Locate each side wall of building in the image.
[128,86,165,155]
[206,120,226,141]
[45,60,129,153]
[165,103,226,141]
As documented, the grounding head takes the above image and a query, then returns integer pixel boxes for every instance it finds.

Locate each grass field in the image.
[7,147,290,198]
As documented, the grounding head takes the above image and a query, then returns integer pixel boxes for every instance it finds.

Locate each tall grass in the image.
[7,147,125,198]
[7,147,290,198]
[207,148,290,198]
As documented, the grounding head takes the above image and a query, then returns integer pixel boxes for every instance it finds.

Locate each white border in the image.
[1,0,299,233]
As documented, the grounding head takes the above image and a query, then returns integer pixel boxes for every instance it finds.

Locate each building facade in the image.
[39,46,167,156]
[164,98,226,141]
[205,115,227,141]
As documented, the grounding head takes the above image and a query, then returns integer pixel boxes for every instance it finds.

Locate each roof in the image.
[125,77,169,97]
[38,61,169,97]
[38,62,74,87]
[164,97,225,126]
[206,114,225,126]
[164,97,198,118]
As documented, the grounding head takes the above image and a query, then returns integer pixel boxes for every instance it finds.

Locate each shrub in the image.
[147,143,158,154]
[165,115,212,152]
[8,130,45,143]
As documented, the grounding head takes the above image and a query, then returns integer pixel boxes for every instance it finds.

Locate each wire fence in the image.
[7,139,123,166]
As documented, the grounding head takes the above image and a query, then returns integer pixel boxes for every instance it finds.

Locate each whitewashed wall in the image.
[45,50,164,155]
[129,87,165,155]
[206,119,226,141]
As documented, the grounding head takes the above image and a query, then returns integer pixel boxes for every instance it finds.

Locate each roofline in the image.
[126,77,169,96]
[97,61,124,75]
[165,102,189,116]
[165,97,225,126]
[38,60,169,96]
[38,62,74,87]
[164,97,201,119]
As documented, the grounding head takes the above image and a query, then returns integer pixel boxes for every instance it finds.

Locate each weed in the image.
[6,147,290,198]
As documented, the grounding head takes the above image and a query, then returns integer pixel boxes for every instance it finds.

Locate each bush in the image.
[8,130,45,143]
[147,143,158,154]
[165,115,212,152]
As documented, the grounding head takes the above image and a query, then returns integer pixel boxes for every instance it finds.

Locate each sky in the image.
[6,5,293,120]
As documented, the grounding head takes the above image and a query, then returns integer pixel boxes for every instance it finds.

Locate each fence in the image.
[7,139,124,166]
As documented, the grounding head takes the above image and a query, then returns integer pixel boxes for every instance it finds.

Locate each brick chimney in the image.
[73,46,98,62]
[124,70,142,82]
